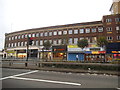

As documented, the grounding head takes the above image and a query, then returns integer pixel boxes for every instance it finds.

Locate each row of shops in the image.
[2,44,120,62]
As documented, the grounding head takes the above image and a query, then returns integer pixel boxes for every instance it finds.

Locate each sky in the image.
[0,0,113,50]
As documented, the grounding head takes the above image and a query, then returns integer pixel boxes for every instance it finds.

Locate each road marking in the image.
[11,76,81,86]
[0,70,38,80]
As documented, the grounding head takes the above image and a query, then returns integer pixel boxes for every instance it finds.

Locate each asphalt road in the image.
[1,68,119,89]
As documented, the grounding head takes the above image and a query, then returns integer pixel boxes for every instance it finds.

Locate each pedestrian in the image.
[76,55,79,61]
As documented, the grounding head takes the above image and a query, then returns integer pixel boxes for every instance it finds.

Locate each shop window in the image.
[69,30,73,34]
[80,29,84,33]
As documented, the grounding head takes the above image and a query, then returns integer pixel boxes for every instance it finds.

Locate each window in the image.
[18,42,20,46]
[21,42,24,46]
[22,35,24,38]
[80,37,84,40]
[91,28,96,33]
[44,32,48,36]
[36,33,39,37]
[49,32,52,36]
[115,18,120,22]
[74,38,78,44]
[29,34,31,37]
[12,37,14,40]
[54,31,57,35]
[32,34,35,37]
[74,29,78,34]
[25,34,28,38]
[40,33,43,37]
[69,38,73,44]
[91,37,97,43]
[68,30,73,34]
[117,36,120,40]
[85,28,90,33]
[98,27,103,32]
[14,43,16,47]
[80,29,84,33]
[49,40,52,44]
[116,26,120,30]
[58,39,62,44]
[25,42,27,46]
[53,39,57,45]
[40,40,43,45]
[15,36,17,39]
[107,36,113,40]
[86,37,90,43]
[36,40,38,46]
[8,44,10,47]
[106,27,112,32]
[58,31,62,35]
[9,37,11,41]
[106,19,112,22]
[11,43,14,47]
[63,31,67,35]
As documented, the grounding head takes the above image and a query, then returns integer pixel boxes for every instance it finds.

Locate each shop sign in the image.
[92,51,99,54]
[52,45,67,52]
[68,45,78,48]
[112,51,120,53]
[99,51,106,54]
[6,50,16,53]
[85,51,92,54]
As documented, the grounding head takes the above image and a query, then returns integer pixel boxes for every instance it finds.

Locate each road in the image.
[1,68,119,89]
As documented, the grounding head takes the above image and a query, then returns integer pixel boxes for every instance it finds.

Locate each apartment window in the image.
[86,37,90,43]
[117,36,120,40]
[53,39,57,45]
[80,37,84,40]
[44,32,48,36]
[106,19,112,22]
[74,29,78,34]
[107,36,113,40]
[68,30,73,34]
[63,31,67,35]
[115,18,120,22]
[25,41,27,46]
[98,27,103,32]
[32,33,35,37]
[36,33,39,37]
[106,27,112,32]
[25,34,28,38]
[69,38,73,44]
[14,43,16,47]
[49,32,52,36]
[54,31,57,35]
[40,33,43,37]
[8,44,10,47]
[15,36,17,39]
[58,39,62,44]
[58,31,62,35]
[40,40,43,45]
[29,34,31,37]
[11,43,14,47]
[32,41,35,45]
[21,42,24,46]
[74,38,78,44]
[85,28,90,33]
[22,35,24,38]
[36,40,38,46]
[9,37,11,41]
[91,28,96,33]
[80,29,84,33]
[116,26,120,30]
[49,40,52,44]
[12,37,14,40]
[18,42,20,46]
[91,37,97,43]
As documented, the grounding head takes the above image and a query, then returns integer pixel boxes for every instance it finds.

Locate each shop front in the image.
[6,50,16,58]
[67,45,84,61]
[17,50,27,58]
[52,45,67,61]
[85,51,106,62]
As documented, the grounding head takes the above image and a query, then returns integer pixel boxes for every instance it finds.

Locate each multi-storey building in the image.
[4,0,120,61]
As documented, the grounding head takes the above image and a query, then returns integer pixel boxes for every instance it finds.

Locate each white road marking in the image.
[0,70,38,80]
[11,76,81,86]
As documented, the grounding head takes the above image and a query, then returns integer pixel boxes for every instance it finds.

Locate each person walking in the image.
[76,55,79,62]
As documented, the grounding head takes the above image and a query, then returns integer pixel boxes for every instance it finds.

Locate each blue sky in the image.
[0,0,112,50]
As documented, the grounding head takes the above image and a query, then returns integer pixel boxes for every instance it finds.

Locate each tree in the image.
[43,40,52,61]
[77,39,88,49]
[97,36,108,48]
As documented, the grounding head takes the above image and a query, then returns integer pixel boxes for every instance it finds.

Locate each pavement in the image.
[1,68,119,89]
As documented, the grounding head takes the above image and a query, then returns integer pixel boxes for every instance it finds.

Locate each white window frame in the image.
[98,27,103,32]
[74,29,78,34]
[91,28,96,33]
[54,31,57,35]
[85,28,90,33]
[80,29,84,33]
[58,31,62,35]
[68,30,73,34]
